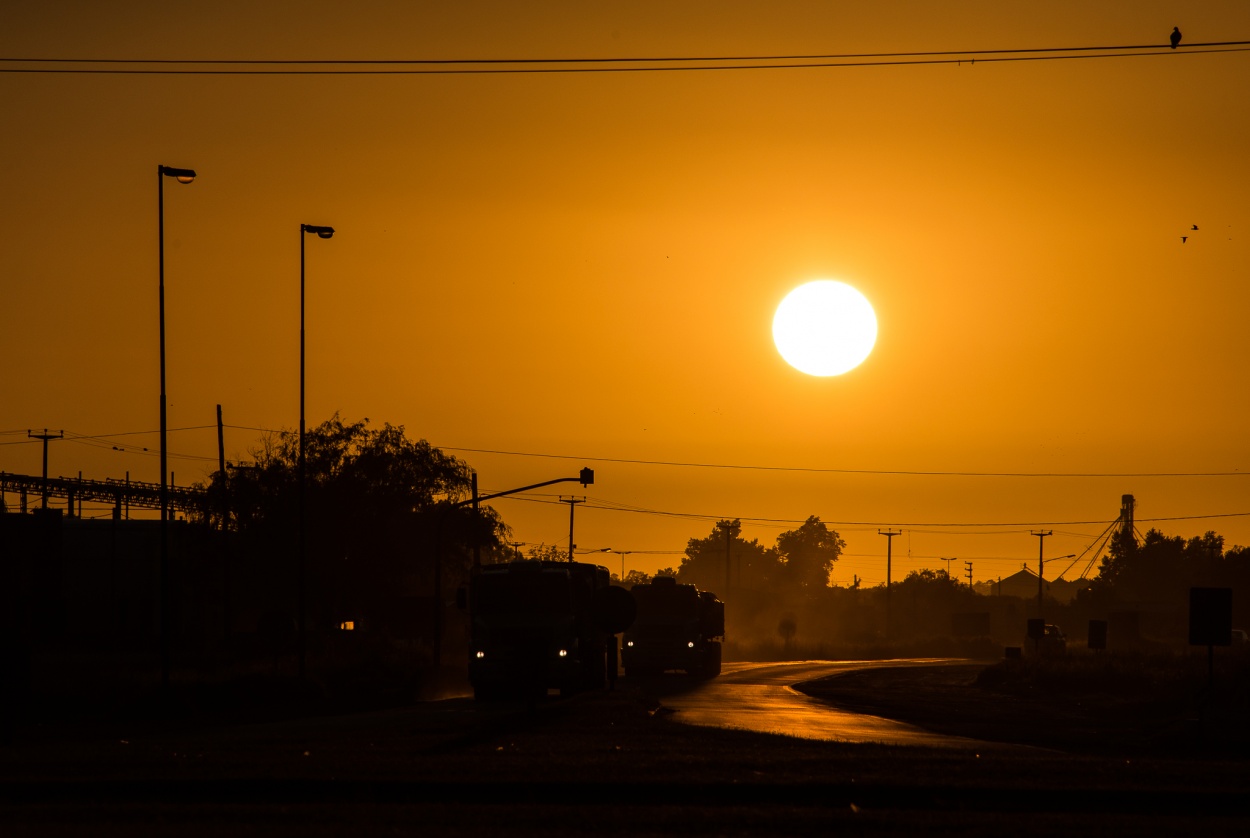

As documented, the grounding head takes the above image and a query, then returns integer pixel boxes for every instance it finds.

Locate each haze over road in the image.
[657,659,1023,749]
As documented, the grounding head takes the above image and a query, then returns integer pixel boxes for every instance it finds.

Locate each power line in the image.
[2,42,1247,74]
[493,489,1250,530]
[444,444,1248,478]
[213,424,1247,479]
[7,39,1248,64]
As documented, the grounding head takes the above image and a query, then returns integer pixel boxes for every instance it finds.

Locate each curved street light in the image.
[157,163,196,693]
[298,222,335,679]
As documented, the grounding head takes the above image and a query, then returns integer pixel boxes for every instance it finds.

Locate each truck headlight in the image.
[626,641,634,647]
[687,641,695,648]
[558,649,568,658]
[475,651,486,659]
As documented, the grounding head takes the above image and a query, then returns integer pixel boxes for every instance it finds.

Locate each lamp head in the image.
[160,165,197,184]
[302,224,335,239]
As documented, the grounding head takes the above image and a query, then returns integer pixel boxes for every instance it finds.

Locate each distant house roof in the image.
[989,565,1088,603]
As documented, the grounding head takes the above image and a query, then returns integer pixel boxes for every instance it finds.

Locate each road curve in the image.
[657,659,1020,749]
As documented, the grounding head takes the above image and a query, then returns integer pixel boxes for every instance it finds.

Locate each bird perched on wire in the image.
[1170,27,1182,49]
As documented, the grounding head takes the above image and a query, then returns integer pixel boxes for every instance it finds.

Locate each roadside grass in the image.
[976,645,1250,707]
[726,634,1002,663]
[795,646,1250,756]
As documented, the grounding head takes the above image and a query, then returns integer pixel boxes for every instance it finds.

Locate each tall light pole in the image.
[299,223,335,680]
[158,164,195,692]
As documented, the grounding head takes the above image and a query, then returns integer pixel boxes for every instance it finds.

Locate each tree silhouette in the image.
[192,415,503,639]
[775,515,845,591]
[677,519,778,593]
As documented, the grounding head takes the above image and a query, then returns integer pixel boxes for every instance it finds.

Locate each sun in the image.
[773,280,877,376]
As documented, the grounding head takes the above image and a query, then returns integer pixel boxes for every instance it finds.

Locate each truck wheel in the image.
[706,642,722,677]
[692,643,721,679]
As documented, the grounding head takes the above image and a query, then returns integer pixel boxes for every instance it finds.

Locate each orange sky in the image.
[3,1,1250,587]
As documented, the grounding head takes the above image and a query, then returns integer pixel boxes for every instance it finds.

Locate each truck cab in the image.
[463,560,634,701]
[622,576,724,678]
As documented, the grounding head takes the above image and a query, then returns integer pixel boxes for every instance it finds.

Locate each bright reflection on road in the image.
[660,659,1019,750]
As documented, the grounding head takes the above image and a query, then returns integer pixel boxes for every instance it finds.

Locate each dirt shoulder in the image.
[792,661,1248,757]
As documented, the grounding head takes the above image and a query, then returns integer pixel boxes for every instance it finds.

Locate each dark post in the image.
[298,227,306,680]
[28,429,62,509]
[472,471,480,568]
[879,529,900,635]
[297,223,334,680]
[562,497,585,561]
[217,405,230,642]
[1032,530,1052,617]
[157,164,195,693]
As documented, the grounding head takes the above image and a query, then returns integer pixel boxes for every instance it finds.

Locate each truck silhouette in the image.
[622,576,724,678]
[460,560,636,701]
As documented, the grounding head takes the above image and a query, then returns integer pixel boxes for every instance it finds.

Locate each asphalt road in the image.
[652,658,1024,749]
[4,659,1247,837]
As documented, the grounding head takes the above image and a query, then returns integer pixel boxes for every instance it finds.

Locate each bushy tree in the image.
[525,543,569,563]
[677,520,778,593]
[775,515,844,591]
[1080,528,1232,612]
[193,415,504,635]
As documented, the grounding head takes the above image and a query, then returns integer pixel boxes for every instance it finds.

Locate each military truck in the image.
[460,560,636,701]
[622,576,724,678]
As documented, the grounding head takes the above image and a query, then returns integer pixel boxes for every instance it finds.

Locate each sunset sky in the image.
[4,1,1249,588]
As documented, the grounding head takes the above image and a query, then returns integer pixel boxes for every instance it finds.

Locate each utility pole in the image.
[28,429,63,510]
[941,557,955,578]
[965,560,974,590]
[879,529,900,636]
[216,405,230,643]
[561,496,585,562]
[615,550,633,582]
[1032,530,1052,616]
[725,523,732,594]
[472,472,481,568]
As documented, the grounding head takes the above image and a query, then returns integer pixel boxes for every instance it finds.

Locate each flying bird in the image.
[1191,224,1199,230]
[1181,236,1188,243]
[1170,27,1182,49]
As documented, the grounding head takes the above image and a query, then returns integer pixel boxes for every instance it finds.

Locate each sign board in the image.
[1188,587,1233,647]
[1026,618,1045,641]
[1087,619,1108,651]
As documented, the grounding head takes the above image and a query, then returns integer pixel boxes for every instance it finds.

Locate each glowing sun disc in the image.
[773,280,877,376]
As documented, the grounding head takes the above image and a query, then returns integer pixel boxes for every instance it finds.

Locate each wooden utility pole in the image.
[217,405,230,642]
[879,529,900,635]
[27,429,63,509]
[1032,530,1052,615]
[472,471,480,568]
[561,496,585,561]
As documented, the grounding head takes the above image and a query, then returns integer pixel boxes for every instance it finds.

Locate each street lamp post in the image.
[615,550,633,582]
[299,223,335,680]
[157,164,195,692]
